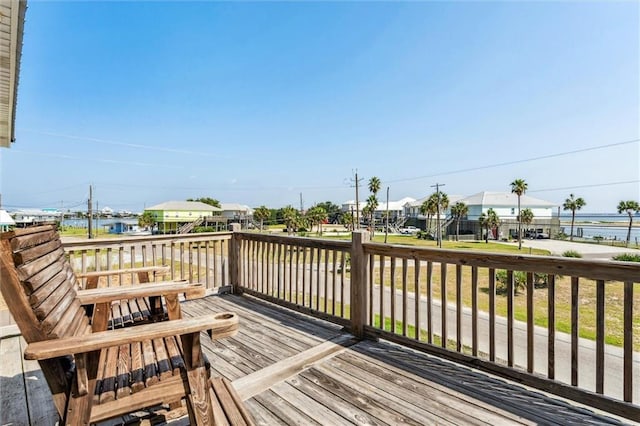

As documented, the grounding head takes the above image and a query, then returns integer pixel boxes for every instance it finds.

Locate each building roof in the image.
[145,201,222,212]
[220,203,253,214]
[0,209,15,225]
[343,197,415,212]
[460,191,556,207]
[405,195,465,208]
[0,0,27,148]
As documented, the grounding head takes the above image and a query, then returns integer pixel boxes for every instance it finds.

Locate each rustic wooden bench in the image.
[0,225,241,425]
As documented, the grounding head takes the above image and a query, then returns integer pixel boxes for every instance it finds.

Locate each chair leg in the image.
[63,350,100,425]
[180,332,214,425]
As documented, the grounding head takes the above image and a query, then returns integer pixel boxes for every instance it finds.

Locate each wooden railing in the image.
[61,229,639,421]
[232,231,639,421]
[232,232,352,327]
[63,232,232,290]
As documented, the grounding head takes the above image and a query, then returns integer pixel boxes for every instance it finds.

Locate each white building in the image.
[0,210,16,231]
[404,195,465,219]
[220,203,254,220]
[342,197,415,220]
[460,191,555,220]
[11,209,62,227]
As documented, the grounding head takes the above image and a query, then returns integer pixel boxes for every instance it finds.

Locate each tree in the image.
[306,205,328,235]
[365,195,379,235]
[450,202,468,241]
[563,194,586,241]
[281,206,299,235]
[520,208,534,238]
[367,177,381,236]
[186,197,220,208]
[138,211,156,231]
[479,208,499,243]
[617,200,640,247]
[420,197,437,235]
[429,191,449,243]
[253,206,271,231]
[315,201,342,224]
[510,179,528,250]
[341,211,354,231]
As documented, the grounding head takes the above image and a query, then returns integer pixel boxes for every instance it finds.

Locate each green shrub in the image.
[612,253,640,262]
[562,250,582,258]
[494,270,548,294]
[593,235,604,244]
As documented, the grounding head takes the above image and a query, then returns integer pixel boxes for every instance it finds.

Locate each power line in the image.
[384,138,639,184]
[528,180,640,193]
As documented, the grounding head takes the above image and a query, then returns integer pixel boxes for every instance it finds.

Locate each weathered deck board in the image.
[1,293,634,425]
[0,336,31,424]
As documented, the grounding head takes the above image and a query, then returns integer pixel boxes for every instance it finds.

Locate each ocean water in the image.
[559,213,640,241]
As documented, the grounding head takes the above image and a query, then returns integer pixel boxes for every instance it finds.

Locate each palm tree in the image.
[306,206,328,235]
[138,211,156,231]
[430,191,449,244]
[510,178,528,250]
[479,208,499,243]
[562,194,586,241]
[450,202,468,241]
[420,198,436,235]
[617,200,640,246]
[282,206,298,235]
[368,177,381,235]
[520,208,534,237]
[253,205,270,232]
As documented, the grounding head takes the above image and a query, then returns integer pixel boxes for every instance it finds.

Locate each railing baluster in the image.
[151,244,157,282]
[402,258,408,337]
[623,281,633,403]
[596,279,605,394]
[213,240,219,287]
[117,246,124,286]
[527,272,534,373]
[390,257,396,333]
[295,245,301,304]
[277,243,282,299]
[289,244,294,303]
[441,262,447,349]
[414,259,421,341]
[170,242,175,281]
[316,247,321,311]
[379,255,385,330]
[427,261,433,344]
[456,264,462,352]
[369,254,374,326]
[308,247,314,308]
[340,250,346,318]
[324,249,329,313]
[571,276,579,387]
[106,248,112,287]
[507,270,514,367]
[331,250,337,315]
[489,268,495,362]
[471,266,478,356]
[130,246,136,283]
[205,241,211,289]
[548,274,556,380]
[302,247,308,306]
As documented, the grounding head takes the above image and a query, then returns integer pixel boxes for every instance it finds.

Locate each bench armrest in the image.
[75,265,170,279]
[76,281,205,304]
[24,313,238,360]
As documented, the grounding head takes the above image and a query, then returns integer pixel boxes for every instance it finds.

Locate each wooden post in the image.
[229,223,241,294]
[350,230,369,339]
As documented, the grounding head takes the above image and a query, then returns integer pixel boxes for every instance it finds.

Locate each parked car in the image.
[399,226,419,235]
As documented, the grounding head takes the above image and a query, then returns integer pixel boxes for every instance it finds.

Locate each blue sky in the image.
[1,1,638,213]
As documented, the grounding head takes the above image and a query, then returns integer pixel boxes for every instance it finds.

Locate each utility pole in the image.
[87,185,93,239]
[351,170,364,230]
[299,192,304,214]
[384,186,390,243]
[431,183,445,248]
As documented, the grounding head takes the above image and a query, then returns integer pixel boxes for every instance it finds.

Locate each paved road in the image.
[504,238,640,260]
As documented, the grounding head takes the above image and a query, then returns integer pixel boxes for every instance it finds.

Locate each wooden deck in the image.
[1,294,635,425]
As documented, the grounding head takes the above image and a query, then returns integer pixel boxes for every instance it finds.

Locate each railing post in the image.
[229,223,242,294]
[350,230,370,339]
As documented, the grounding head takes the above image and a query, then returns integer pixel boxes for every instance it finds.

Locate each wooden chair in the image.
[0,225,239,425]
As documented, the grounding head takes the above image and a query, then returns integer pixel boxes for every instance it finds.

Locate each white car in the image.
[399,226,418,235]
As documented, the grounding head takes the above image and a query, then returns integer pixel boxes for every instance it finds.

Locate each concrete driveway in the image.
[502,239,640,260]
